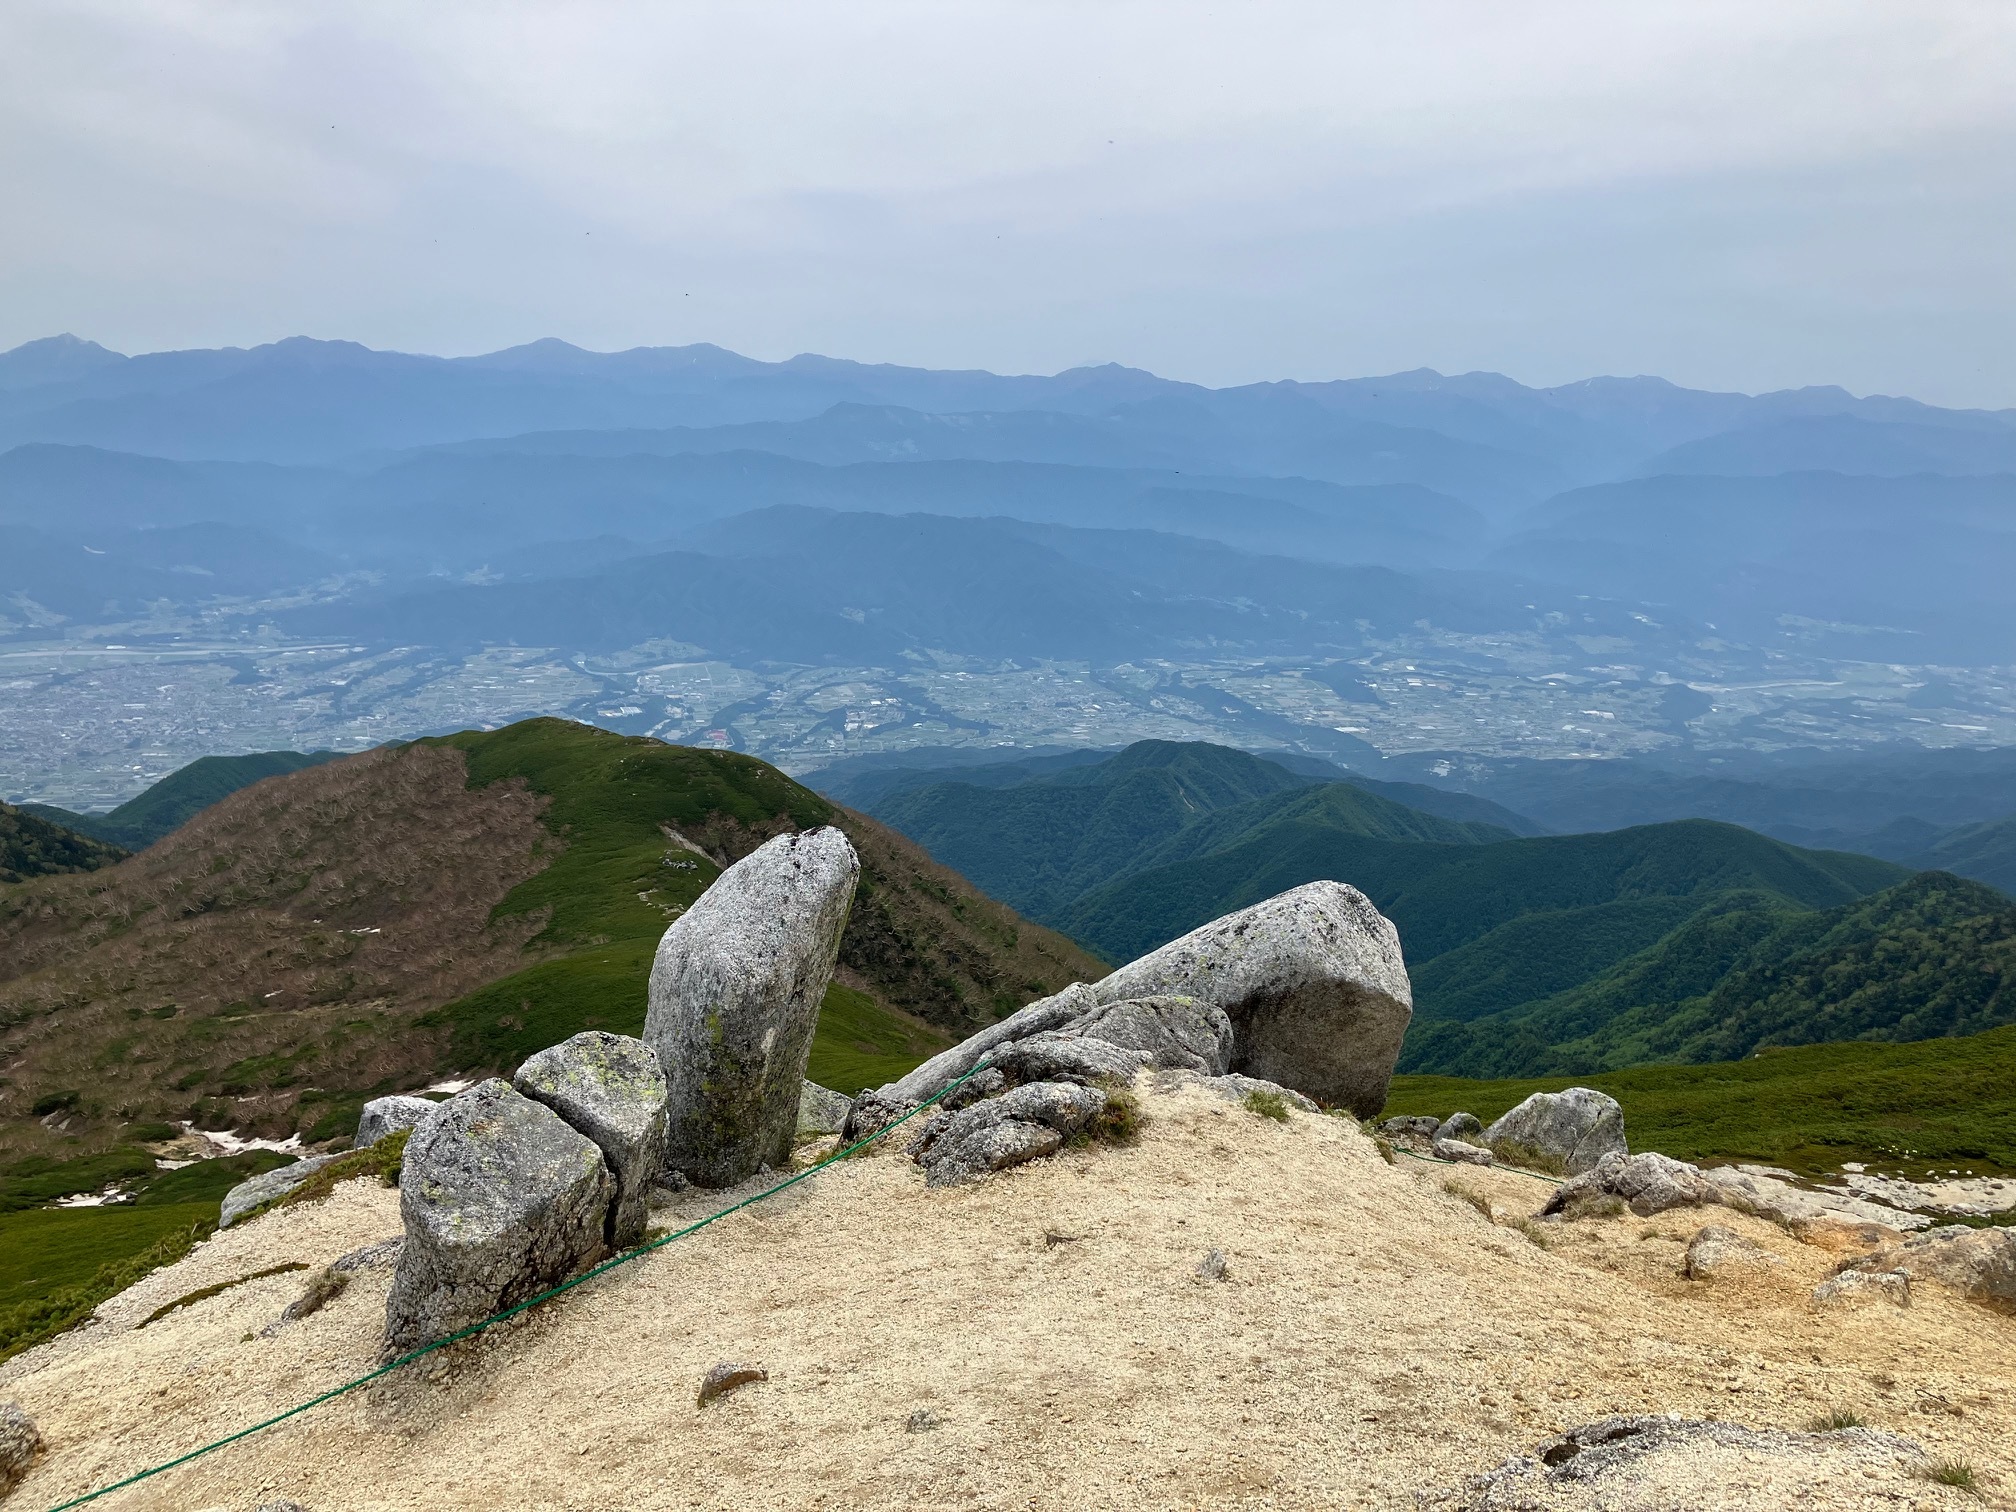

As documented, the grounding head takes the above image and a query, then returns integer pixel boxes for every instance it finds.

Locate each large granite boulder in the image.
[988,996,1229,1086]
[513,1031,668,1249]
[219,1154,340,1228]
[1483,1088,1625,1175]
[645,827,859,1187]
[383,1079,614,1354]
[1543,1151,1720,1219]
[1847,1225,2016,1311]
[354,1095,438,1149]
[1087,882,1412,1117]
[910,1081,1107,1187]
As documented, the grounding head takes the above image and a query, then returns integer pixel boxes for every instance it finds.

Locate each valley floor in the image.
[2,1081,2009,1510]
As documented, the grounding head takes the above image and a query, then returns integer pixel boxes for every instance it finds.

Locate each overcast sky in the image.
[3,1,2013,405]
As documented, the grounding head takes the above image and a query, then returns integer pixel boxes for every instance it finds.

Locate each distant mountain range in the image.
[23,750,339,850]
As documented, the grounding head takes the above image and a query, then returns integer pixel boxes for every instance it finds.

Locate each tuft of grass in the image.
[1079,1080,1144,1148]
[1243,1089,1292,1123]
[138,1262,308,1328]
[1489,1139,1566,1177]
[1442,1179,1494,1220]
[1509,1216,1552,1250]
[1807,1408,1867,1432]
[1922,1456,1980,1495]
[1555,1189,1629,1222]
[1372,1134,1397,1165]
[282,1265,350,1322]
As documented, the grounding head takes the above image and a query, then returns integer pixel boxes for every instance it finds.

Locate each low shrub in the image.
[1243,1090,1292,1123]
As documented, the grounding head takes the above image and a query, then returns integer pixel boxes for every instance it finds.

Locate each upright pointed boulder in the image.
[645,826,859,1187]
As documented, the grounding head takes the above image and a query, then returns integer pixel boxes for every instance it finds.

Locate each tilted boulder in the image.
[1846,1224,2016,1311]
[645,827,859,1187]
[990,994,1233,1083]
[911,1081,1107,1187]
[847,983,1099,1137]
[513,1031,669,1250]
[1088,882,1412,1117]
[383,1079,614,1354]
[1483,1088,1625,1175]
[354,1095,438,1149]
[1543,1151,1720,1219]
[219,1154,340,1229]
[797,1080,853,1139]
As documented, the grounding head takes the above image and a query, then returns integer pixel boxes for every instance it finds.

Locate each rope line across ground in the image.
[40,1062,992,1512]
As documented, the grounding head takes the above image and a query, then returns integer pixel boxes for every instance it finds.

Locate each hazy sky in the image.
[4,1,2014,405]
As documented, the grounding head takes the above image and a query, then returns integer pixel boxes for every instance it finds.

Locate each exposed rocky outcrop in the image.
[1544,1151,1720,1219]
[797,1081,853,1139]
[219,1155,341,1229]
[848,983,1100,1135]
[1483,1088,1624,1175]
[1422,1415,1931,1510]
[1845,1224,2016,1311]
[1811,1268,1911,1308]
[1683,1224,1781,1279]
[383,1079,614,1353]
[645,827,859,1187]
[513,1031,669,1249]
[1089,882,1411,1117]
[909,1081,1107,1187]
[1702,1164,1935,1232]
[1159,1071,1318,1113]
[354,1095,438,1149]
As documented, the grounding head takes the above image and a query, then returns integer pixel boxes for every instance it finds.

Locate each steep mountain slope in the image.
[1402,873,2016,1076]
[1059,816,1901,966]
[0,802,126,884]
[0,720,1099,1161]
[868,740,1508,926]
[23,750,340,850]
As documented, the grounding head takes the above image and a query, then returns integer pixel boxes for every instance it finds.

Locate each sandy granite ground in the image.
[3,1081,2010,1511]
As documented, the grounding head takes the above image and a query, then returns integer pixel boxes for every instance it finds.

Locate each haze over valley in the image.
[6,333,2016,832]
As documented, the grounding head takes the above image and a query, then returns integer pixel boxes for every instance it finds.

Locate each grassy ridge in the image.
[1382,1022,2016,1177]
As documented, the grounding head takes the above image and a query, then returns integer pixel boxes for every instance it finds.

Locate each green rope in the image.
[1395,1146,1565,1185]
[41,1065,984,1512]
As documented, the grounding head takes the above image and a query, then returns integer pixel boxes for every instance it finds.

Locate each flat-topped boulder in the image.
[383,1078,614,1354]
[645,827,859,1187]
[1088,882,1412,1117]
[514,1031,668,1249]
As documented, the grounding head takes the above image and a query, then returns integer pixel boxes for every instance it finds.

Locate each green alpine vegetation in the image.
[856,738,2016,1080]
[1382,1020,2016,1178]
[21,748,340,851]
[0,800,127,884]
[867,740,1520,927]
[1404,871,2016,1077]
